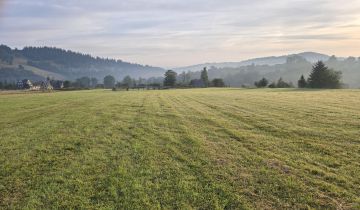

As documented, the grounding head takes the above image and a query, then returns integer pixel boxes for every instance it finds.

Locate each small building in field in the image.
[41,80,53,90]
[16,79,55,91]
[17,80,24,89]
[17,79,33,89]
[31,81,43,91]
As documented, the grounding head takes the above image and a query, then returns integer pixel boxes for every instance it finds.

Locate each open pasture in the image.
[0,88,359,209]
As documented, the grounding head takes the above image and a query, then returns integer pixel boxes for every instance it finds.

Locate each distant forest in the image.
[1,44,360,88]
[0,45,164,82]
[185,55,360,88]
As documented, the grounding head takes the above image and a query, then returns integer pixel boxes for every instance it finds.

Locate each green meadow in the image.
[0,88,359,209]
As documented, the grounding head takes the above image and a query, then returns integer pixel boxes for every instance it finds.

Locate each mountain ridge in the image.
[0,44,165,82]
[173,52,333,72]
[1,45,357,88]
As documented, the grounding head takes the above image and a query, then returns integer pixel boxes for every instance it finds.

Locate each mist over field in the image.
[1,45,360,88]
[1,0,360,67]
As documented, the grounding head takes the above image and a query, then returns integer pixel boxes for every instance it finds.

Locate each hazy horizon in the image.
[1,0,360,68]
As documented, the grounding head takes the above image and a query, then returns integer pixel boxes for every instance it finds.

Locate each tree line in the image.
[0,81,17,90]
[254,61,342,89]
[58,68,226,91]
[163,68,225,88]
[199,55,359,88]
[0,61,343,91]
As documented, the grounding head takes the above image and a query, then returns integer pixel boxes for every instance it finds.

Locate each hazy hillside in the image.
[183,55,360,88]
[1,45,358,88]
[174,52,332,72]
[0,45,165,82]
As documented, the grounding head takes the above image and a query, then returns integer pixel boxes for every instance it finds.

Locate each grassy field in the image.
[0,88,359,209]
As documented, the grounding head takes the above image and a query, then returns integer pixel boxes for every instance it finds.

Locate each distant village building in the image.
[40,80,53,90]
[32,82,43,91]
[17,80,23,89]
[17,79,56,91]
[17,79,33,89]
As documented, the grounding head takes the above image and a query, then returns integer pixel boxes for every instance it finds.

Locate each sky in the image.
[0,0,360,68]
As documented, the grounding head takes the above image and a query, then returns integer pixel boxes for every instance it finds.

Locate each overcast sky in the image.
[0,0,360,67]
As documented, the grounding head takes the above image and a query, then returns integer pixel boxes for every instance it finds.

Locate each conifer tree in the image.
[308,61,342,88]
[200,67,209,87]
[298,75,307,88]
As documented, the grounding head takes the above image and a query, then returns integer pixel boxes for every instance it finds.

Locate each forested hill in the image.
[184,55,360,88]
[0,45,165,82]
[174,52,331,72]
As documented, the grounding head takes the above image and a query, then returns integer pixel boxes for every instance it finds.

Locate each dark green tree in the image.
[211,78,225,87]
[268,82,277,88]
[122,75,133,88]
[63,80,71,88]
[76,77,91,88]
[200,67,209,87]
[0,45,14,64]
[308,61,342,89]
[104,75,116,89]
[254,77,268,88]
[276,78,291,88]
[164,70,177,87]
[298,75,307,88]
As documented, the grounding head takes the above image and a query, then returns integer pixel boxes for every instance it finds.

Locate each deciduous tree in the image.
[104,75,116,89]
[164,70,177,87]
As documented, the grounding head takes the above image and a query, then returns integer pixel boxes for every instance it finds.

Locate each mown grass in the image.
[0,88,359,209]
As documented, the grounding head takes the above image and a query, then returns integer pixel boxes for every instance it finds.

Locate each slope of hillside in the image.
[183,55,360,88]
[174,52,331,72]
[0,45,165,82]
